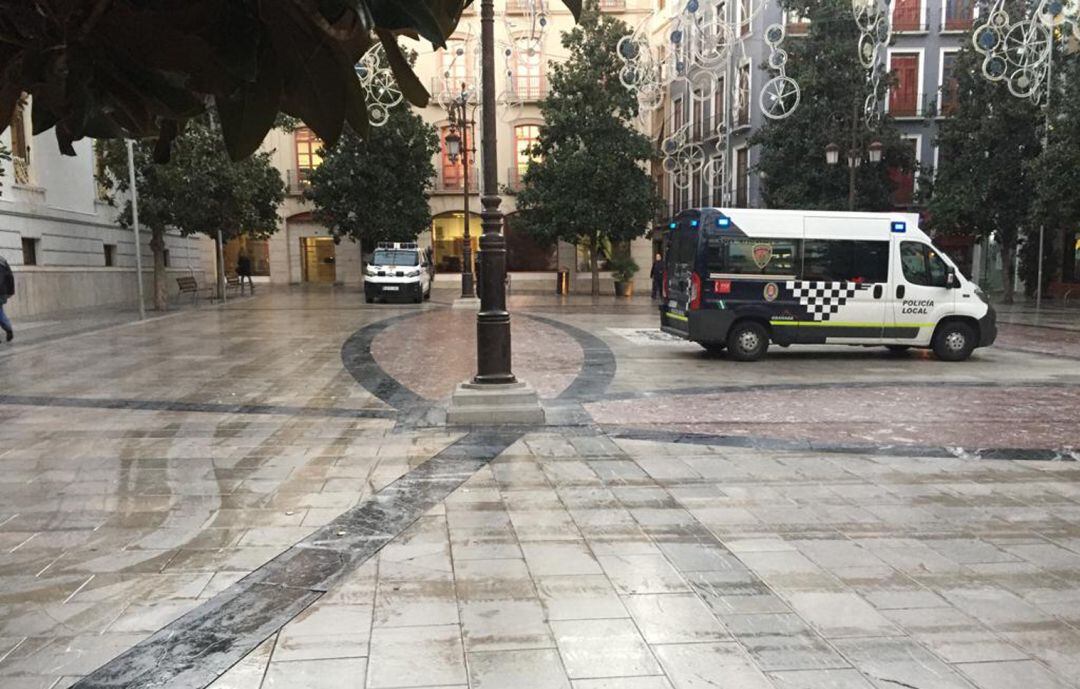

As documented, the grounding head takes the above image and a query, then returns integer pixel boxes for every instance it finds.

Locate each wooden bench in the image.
[1048,281,1080,304]
[176,276,203,305]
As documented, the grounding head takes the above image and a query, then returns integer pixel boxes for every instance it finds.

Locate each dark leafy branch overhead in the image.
[0,0,581,162]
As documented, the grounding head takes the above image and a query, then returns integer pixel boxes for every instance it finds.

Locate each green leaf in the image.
[216,41,284,160]
[376,29,430,107]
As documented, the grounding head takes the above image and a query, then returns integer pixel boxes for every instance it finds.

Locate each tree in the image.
[925,42,1041,303]
[751,0,915,210]
[515,0,661,296]
[305,102,439,252]
[99,117,285,309]
[0,1,581,161]
[1027,49,1080,293]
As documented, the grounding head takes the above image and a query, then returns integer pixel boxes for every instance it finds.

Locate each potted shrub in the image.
[610,255,638,297]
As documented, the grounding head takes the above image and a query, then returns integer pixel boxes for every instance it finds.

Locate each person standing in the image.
[0,255,14,342]
[650,252,664,300]
[236,251,254,294]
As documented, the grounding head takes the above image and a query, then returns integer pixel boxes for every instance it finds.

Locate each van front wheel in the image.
[932,321,976,362]
[727,321,769,362]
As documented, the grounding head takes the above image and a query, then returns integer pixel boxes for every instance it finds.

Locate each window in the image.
[514,124,540,174]
[735,147,748,207]
[893,0,922,30]
[21,237,37,266]
[514,41,544,100]
[888,52,921,116]
[738,0,751,35]
[784,8,811,33]
[441,39,472,92]
[104,244,116,267]
[802,240,890,283]
[943,0,975,30]
[708,238,799,275]
[295,128,324,181]
[889,138,919,207]
[712,77,725,132]
[901,241,949,286]
[939,51,959,116]
[10,98,29,184]
[735,63,750,126]
[693,91,704,139]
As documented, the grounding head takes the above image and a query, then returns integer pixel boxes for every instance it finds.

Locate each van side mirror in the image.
[946,269,958,289]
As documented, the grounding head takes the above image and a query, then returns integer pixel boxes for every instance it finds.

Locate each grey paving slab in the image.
[550,618,662,679]
[468,648,571,689]
[366,624,467,688]
[621,594,729,644]
[652,642,774,689]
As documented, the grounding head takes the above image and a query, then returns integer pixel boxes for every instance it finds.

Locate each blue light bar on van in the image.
[690,219,699,227]
[668,222,677,229]
[716,217,731,228]
[891,221,907,233]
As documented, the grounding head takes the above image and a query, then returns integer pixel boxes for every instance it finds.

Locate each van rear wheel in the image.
[932,321,976,361]
[727,321,769,362]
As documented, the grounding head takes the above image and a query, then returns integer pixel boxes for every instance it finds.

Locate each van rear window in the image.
[708,238,799,276]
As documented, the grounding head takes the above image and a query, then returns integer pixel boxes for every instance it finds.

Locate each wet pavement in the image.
[0,288,1078,689]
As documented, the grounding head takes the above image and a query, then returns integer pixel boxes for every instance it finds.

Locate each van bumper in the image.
[977,305,997,347]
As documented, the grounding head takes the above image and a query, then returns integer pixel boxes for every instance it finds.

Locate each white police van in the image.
[660,208,997,361]
[363,242,433,304]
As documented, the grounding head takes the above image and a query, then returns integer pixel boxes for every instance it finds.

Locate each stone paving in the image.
[0,288,1078,689]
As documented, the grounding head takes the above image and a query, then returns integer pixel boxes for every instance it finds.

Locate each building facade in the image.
[265,0,659,292]
[1,99,215,320]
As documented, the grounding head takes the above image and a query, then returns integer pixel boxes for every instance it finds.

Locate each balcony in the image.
[939,7,976,31]
[12,156,29,185]
[597,0,627,9]
[892,7,929,32]
[506,167,526,193]
[887,92,935,119]
[430,76,480,100]
[286,169,311,197]
[436,167,480,194]
[507,80,549,102]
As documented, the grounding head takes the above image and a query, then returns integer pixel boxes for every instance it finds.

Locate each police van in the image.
[363,242,433,304]
[660,208,996,361]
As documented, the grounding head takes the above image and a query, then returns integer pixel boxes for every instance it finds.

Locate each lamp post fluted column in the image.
[474,0,516,385]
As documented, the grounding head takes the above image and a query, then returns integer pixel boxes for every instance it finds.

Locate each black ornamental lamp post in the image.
[474,0,516,385]
[825,103,884,211]
[443,84,476,299]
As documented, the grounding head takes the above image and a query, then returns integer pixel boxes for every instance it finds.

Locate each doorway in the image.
[301,237,337,283]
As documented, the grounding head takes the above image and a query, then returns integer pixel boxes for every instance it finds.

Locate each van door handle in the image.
[873,285,883,299]
[896,285,905,299]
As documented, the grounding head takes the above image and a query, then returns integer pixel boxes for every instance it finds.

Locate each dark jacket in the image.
[0,256,13,298]
[650,259,664,282]
[237,255,252,276]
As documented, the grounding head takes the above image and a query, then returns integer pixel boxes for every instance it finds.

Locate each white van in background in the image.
[660,208,997,361]
[363,242,433,304]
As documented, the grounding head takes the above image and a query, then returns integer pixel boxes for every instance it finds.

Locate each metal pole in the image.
[126,140,146,320]
[1036,35,1053,310]
[474,0,516,385]
[460,93,475,298]
[217,229,227,304]
[848,101,857,212]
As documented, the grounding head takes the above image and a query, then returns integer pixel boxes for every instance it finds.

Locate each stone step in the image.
[446,404,545,425]
[450,388,543,407]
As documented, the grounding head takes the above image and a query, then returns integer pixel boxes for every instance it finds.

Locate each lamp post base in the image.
[446,381,545,425]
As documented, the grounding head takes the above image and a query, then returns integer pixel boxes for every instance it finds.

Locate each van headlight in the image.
[364,265,375,276]
[406,269,421,277]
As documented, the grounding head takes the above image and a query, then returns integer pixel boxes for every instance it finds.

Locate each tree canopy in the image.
[751,0,914,210]
[99,116,285,307]
[515,0,660,295]
[305,103,439,248]
[0,0,581,162]
[925,41,1041,301]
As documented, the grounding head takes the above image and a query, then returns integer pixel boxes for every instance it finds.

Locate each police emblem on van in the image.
[752,244,773,269]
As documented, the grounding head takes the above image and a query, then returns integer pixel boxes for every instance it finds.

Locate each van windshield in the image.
[372,250,418,267]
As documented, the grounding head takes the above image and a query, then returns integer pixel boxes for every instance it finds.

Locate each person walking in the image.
[0,255,14,342]
[236,251,254,295]
[650,252,664,300]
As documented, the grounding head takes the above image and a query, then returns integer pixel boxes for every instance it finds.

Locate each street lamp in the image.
[473,0,516,385]
[825,127,885,211]
[868,140,884,164]
[444,84,476,298]
[824,142,840,166]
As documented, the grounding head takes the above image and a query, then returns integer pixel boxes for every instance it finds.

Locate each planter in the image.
[614,281,634,297]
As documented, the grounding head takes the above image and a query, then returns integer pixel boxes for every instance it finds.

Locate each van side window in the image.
[713,238,799,275]
[901,242,949,287]
[803,240,889,283]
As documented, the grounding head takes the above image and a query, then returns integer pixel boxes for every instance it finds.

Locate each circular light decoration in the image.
[354,45,403,127]
[761,23,800,121]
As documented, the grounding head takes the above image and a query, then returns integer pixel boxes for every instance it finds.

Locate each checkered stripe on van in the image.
[785,281,859,321]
